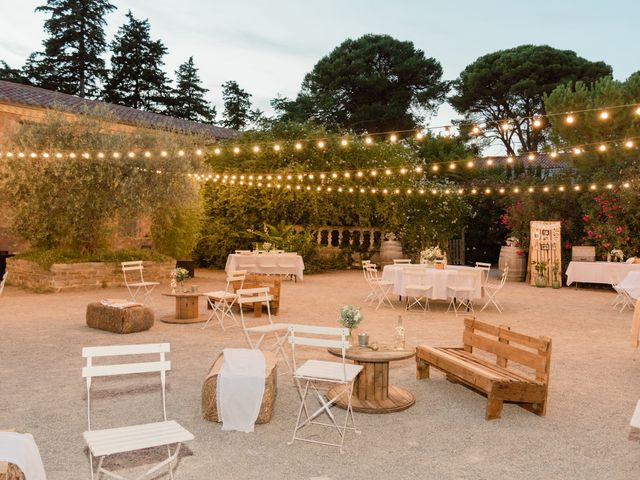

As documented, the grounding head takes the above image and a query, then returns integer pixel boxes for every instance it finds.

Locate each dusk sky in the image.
[1,0,638,128]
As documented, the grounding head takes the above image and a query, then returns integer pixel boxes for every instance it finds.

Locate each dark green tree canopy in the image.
[0,61,31,84]
[167,57,216,123]
[24,0,116,97]
[221,80,253,130]
[276,34,448,133]
[103,11,171,113]
[450,45,611,154]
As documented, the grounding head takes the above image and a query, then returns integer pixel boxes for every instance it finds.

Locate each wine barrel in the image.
[379,240,403,265]
[498,246,527,282]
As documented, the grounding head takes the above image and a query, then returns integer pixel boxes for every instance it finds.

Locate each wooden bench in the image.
[416,318,552,420]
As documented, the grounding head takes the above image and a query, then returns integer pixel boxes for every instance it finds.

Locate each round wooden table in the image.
[160,292,208,324]
[326,346,415,414]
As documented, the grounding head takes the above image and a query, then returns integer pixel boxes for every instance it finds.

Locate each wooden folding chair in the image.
[82,343,193,480]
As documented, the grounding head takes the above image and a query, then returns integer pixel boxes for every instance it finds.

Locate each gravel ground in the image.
[1,269,639,480]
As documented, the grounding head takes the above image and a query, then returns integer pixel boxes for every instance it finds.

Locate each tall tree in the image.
[23,0,116,97]
[276,34,449,133]
[0,61,31,84]
[103,11,171,113]
[221,80,253,130]
[167,57,215,123]
[450,45,611,155]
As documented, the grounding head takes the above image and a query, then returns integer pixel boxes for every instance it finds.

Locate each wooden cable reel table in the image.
[326,346,416,414]
[160,292,209,323]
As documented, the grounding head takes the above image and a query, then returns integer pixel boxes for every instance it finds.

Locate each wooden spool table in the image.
[161,292,208,323]
[326,346,415,414]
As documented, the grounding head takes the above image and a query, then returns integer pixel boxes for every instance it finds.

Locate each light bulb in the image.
[626,140,634,148]
[432,165,439,171]
[506,157,513,163]
[471,125,481,135]
[233,147,240,154]
[513,187,520,193]
[295,142,303,150]
[370,170,377,176]
[528,153,535,161]
[599,111,609,120]
[341,138,348,147]
[486,159,494,166]
[501,122,510,132]
[415,166,423,173]
[253,145,260,153]
[214,148,221,155]
[443,127,451,138]
[416,131,424,140]
[400,168,407,174]
[467,161,474,168]
[598,144,607,152]
[566,114,575,124]
[273,144,281,152]
[317,140,325,148]
[573,185,580,191]
[385,169,392,175]
[178,150,185,156]
[390,134,398,143]
[532,118,542,128]
[160,151,167,157]
[196,149,203,156]
[365,137,373,145]
[449,163,456,170]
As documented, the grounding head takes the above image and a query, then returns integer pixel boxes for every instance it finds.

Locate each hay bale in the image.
[202,351,277,424]
[0,462,25,480]
[86,302,154,334]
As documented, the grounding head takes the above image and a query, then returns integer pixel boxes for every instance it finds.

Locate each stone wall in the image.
[6,259,174,292]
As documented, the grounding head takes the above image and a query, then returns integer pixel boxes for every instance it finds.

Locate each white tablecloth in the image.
[619,272,640,300]
[225,253,305,280]
[381,264,483,300]
[565,261,640,285]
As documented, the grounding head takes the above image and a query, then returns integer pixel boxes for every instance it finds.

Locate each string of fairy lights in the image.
[2,102,640,197]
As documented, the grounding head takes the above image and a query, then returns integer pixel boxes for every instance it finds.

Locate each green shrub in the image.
[15,248,171,269]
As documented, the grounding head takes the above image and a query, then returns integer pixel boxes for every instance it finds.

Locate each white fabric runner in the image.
[0,432,47,480]
[217,348,266,433]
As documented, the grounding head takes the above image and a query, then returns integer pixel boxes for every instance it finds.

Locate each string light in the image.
[341,138,349,147]
[599,111,610,120]
[598,144,607,152]
[253,145,260,153]
[317,140,325,149]
[273,144,281,152]
[416,131,424,140]
[533,118,543,128]
[390,134,398,143]
[471,125,481,135]
[565,114,575,124]
[443,127,451,138]
[365,137,373,145]
[625,140,634,148]
[295,142,303,151]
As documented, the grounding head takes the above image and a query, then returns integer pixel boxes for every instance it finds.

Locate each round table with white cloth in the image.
[381,264,483,300]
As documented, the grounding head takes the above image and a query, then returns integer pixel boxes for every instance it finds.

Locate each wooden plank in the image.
[463,331,546,372]
[443,349,536,383]
[464,317,551,351]
[374,363,384,400]
[365,362,375,400]
[496,325,510,368]
[416,358,430,379]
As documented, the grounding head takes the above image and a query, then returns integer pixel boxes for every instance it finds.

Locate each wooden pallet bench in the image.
[416,318,552,420]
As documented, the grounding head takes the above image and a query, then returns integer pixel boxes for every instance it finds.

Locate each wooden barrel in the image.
[379,240,403,265]
[498,246,527,281]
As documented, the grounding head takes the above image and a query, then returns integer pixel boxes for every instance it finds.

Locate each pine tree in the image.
[103,11,171,113]
[23,0,116,97]
[0,61,30,84]
[168,57,215,123]
[221,80,253,130]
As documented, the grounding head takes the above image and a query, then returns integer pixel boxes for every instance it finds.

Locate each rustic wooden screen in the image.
[527,221,562,285]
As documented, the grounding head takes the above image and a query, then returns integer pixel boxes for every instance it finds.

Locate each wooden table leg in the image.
[176,296,199,319]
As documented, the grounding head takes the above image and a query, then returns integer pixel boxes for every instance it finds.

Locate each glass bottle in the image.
[394,315,405,350]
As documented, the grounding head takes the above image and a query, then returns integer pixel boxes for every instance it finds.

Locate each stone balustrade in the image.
[297,226,383,250]
[7,258,174,292]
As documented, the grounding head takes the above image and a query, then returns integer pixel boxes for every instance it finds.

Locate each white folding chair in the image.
[365,264,394,310]
[446,271,478,315]
[611,271,634,312]
[82,343,193,480]
[403,269,432,314]
[475,262,492,285]
[121,261,160,305]
[480,266,509,313]
[0,272,7,297]
[287,324,363,454]
[202,270,246,330]
[277,255,300,282]
[393,259,411,265]
[237,287,291,373]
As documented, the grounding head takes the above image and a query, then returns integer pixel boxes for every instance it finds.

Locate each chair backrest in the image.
[237,287,273,328]
[498,265,509,288]
[0,272,7,297]
[121,260,145,285]
[394,259,411,265]
[365,264,380,282]
[288,324,350,381]
[82,343,171,430]
[226,270,247,291]
[475,262,491,284]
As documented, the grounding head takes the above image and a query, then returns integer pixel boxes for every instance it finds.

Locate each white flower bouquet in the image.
[262,242,272,251]
[610,249,624,262]
[171,267,190,283]
[338,305,363,330]
[420,246,445,264]
[384,232,397,241]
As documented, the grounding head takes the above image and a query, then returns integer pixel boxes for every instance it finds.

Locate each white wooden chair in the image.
[121,261,160,304]
[287,324,363,453]
[403,269,432,314]
[237,287,291,373]
[0,272,7,297]
[480,266,509,313]
[82,343,193,480]
[361,261,374,302]
[365,265,394,310]
[475,262,492,285]
[393,259,411,265]
[202,270,246,330]
[446,271,478,315]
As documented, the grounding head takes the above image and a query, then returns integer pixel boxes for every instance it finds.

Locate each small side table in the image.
[161,292,208,324]
[327,346,415,414]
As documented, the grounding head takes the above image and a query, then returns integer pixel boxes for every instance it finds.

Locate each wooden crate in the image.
[572,246,596,262]
[232,274,282,315]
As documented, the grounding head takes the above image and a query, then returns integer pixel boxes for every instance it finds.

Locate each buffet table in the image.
[565,261,640,286]
[225,253,305,281]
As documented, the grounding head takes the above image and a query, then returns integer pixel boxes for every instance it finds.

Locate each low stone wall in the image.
[6,258,174,292]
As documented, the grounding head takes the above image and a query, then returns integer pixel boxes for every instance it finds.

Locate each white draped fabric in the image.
[217,349,266,433]
[0,432,47,480]
[381,264,483,300]
[619,272,640,300]
[565,261,640,285]
[225,253,305,280]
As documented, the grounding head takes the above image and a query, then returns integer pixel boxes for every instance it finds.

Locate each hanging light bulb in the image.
[416,131,424,140]
[532,118,542,128]
[196,149,203,156]
[431,164,439,172]
[389,134,398,143]
[636,106,640,116]
[233,147,240,154]
[471,125,481,135]
[443,127,451,138]
[273,144,281,152]
[599,111,610,120]
[365,136,373,145]
[527,153,535,161]
[626,140,634,148]
[500,122,511,132]
[598,144,607,152]
[449,163,456,170]
[340,138,348,147]
[295,142,303,150]
[565,114,575,124]
[252,145,260,153]
[317,140,325,149]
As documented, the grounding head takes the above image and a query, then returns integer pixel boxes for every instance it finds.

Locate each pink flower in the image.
[587,230,593,238]
[516,250,524,256]
[616,226,623,234]
[603,242,610,249]
[596,234,602,240]
[582,215,590,222]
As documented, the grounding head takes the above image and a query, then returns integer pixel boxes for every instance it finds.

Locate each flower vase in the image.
[535,275,547,288]
[552,279,561,289]
[171,286,176,294]
[179,281,186,293]
[347,328,355,347]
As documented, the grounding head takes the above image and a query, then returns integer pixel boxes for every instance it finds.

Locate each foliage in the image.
[23,0,116,98]
[0,109,203,254]
[450,45,611,154]
[151,197,203,259]
[103,11,171,112]
[171,267,190,283]
[531,260,548,275]
[167,57,216,123]
[221,80,254,130]
[275,34,449,133]
[195,123,469,269]
[338,305,363,329]
[14,248,170,270]
[0,61,31,84]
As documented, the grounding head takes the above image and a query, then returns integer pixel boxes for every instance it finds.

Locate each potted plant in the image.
[170,267,190,293]
[531,260,548,288]
[338,305,363,345]
[551,261,561,289]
